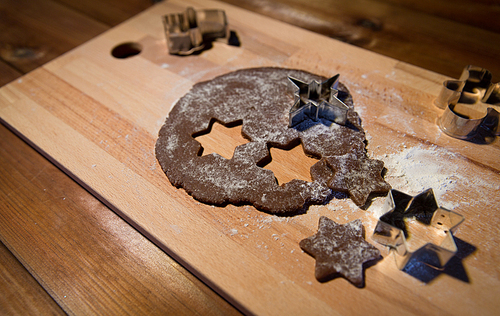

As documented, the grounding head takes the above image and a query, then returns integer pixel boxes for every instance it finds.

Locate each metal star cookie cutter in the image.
[288,74,349,128]
[434,65,500,140]
[372,189,464,270]
[163,7,229,55]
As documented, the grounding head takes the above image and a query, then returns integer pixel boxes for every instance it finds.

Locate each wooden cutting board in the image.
[1,0,499,314]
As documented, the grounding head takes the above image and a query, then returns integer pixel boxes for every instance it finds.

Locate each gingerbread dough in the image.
[155,67,390,214]
[299,216,381,286]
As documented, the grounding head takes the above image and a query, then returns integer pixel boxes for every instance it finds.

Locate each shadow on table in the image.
[402,237,477,284]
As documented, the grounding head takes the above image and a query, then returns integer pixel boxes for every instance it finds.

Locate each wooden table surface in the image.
[0,0,499,315]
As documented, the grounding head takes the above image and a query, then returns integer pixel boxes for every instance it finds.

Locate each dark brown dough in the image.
[299,216,381,287]
[155,67,389,214]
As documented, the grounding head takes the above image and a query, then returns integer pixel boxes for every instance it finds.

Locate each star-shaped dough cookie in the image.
[300,216,381,287]
[324,152,391,206]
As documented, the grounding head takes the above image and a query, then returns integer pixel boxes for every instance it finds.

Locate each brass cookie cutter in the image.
[434,65,500,140]
[372,189,464,270]
[163,7,229,55]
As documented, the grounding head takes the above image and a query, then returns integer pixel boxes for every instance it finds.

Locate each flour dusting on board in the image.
[377,145,459,197]
[372,143,500,214]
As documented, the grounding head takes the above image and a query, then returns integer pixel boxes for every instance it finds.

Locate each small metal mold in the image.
[372,189,464,270]
[434,65,500,140]
[288,74,349,128]
[162,7,230,55]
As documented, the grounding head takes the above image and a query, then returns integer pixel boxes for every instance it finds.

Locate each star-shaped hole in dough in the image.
[300,216,381,287]
[323,152,391,207]
[193,119,248,159]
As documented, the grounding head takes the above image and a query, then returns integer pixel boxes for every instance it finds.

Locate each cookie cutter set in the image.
[283,75,467,273]
[434,65,500,140]
[160,6,473,279]
[372,189,464,270]
[162,7,229,55]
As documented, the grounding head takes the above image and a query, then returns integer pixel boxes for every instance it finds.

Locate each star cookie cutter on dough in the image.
[163,7,229,55]
[372,189,464,270]
[434,65,500,140]
[288,74,349,128]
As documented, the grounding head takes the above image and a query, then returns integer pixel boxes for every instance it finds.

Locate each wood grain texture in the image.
[0,0,108,73]
[0,61,21,87]
[219,0,500,81]
[0,242,65,316]
[1,0,499,315]
[380,0,500,33]
[54,0,152,27]
[0,122,241,315]
[0,0,240,314]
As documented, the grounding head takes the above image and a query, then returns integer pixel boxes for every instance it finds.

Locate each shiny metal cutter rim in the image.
[434,65,500,140]
[288,74,349,128]
[163,7,229,55]
[372,189,464,270]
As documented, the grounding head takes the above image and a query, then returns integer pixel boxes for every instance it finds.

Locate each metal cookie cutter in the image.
[372,189,464,270]
[163,7,229,55]
[288,74,349,128]
[434,65,500,140]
